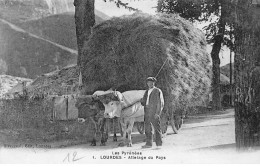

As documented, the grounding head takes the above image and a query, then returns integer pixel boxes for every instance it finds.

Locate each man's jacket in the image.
[141,87,164,116]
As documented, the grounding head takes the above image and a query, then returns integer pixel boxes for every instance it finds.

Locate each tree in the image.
[74,0,95,68]
[234,0,260,150]
[158,0,235,110]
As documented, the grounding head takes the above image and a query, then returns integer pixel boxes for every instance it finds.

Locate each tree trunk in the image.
[211,48,221,111]
[74,0,95,67]
[211,1,228,111]
[234,0,260,150]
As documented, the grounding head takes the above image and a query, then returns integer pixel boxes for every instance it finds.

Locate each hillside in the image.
[0,0,51,24]
[18,12,106,50]
[0,20,77,78]
[0,0,109,78]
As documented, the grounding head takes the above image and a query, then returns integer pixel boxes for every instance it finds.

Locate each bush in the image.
[0,98,93,143]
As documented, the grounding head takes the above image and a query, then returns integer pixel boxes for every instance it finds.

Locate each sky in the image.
[95,0,157,17]
[95,0,233,66]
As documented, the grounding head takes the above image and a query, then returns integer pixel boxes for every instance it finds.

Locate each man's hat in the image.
[146,77,157,82]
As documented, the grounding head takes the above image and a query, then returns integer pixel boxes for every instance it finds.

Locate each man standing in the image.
[141,77,164,148]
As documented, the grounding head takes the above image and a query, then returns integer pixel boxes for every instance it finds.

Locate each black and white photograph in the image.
[0,0,260,164]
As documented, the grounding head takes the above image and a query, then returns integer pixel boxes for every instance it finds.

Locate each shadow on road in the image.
[191,143,236,151]
[184,108,234,125]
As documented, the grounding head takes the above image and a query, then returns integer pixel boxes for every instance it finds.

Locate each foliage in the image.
[103,0,140,11]
[157,0,238,110]
[0,98,93,142]
[158,0,236,49]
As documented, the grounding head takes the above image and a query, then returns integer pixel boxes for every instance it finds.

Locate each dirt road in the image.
[1,109,260,163]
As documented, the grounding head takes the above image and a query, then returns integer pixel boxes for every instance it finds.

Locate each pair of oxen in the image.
[75,90,146,147]
[75,89,183,147]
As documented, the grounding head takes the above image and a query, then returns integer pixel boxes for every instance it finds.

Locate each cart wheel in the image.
[160,113,169,134]
[174,116,184,130]
[161,122,168,134]
[136,122,145,134]
[176,117,183,130]
[169,119,178,134]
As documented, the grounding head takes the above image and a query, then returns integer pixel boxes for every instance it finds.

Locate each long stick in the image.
[155,58,168,78]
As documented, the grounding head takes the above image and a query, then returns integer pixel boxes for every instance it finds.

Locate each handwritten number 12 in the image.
[63,151,84,163]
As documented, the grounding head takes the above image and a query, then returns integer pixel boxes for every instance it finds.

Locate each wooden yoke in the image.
[94,92,121,104]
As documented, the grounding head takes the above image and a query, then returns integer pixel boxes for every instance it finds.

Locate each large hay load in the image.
[81,13,211,119]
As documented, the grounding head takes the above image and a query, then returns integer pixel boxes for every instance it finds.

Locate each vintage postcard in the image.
[0,0,260,164]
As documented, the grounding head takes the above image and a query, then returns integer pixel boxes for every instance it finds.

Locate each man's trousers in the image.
[144,113,162,146]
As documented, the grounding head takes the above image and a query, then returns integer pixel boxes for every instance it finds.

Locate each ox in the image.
[94,90,145,147]
[75,95,119,146]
